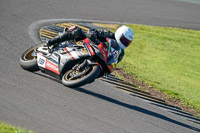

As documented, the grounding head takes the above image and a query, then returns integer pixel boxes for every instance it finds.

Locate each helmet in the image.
[115,25,134,49]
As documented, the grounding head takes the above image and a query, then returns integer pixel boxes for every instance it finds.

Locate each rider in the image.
[46,25,134,64]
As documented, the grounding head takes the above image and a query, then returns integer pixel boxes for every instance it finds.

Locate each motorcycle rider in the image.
[46,25,134,64]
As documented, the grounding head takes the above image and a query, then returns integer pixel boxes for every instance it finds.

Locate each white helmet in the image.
[115,25,134,49]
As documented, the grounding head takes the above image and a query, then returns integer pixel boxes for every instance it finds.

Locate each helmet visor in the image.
[120,34,132,47]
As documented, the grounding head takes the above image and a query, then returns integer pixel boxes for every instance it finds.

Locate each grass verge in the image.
[112,24,200,115]
[0,122,32,133]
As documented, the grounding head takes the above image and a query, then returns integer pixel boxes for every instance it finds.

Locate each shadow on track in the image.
[34,72,62,83]
[74,87,200,132]
[151,103,200,124]
[32,72,200,132]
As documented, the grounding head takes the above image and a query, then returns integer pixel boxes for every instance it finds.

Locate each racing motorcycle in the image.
[20,38,117,88]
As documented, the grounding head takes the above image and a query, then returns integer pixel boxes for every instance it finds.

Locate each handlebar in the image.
[47,43,58,53]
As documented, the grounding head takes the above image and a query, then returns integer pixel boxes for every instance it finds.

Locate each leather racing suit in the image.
[47,26,124,64]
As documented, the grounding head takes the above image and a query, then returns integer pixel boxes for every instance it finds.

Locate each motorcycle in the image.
[20,38,117,88]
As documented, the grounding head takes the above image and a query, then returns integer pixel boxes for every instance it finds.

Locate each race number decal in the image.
[37,54,46,68]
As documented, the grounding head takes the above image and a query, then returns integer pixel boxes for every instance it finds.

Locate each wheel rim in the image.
[24,48,36,60]
[64,67,92,81]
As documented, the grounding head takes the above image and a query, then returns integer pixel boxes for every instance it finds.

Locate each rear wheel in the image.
[20,46,39,72]
[62,64,101,88]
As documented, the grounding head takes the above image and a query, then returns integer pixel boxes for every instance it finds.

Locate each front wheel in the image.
[20,46,39,72]
[62,65,101,88]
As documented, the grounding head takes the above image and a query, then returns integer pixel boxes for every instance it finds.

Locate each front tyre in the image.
[62,65,101,88]
[20,46,39,72]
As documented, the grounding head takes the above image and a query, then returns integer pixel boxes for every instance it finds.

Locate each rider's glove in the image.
[87,29,98,41]
[46,40,52,47]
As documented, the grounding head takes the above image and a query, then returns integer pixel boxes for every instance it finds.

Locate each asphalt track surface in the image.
[0,0,200,133]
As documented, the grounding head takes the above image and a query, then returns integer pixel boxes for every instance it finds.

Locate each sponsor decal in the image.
[76,41,84,46]
[86,44,95,56]
[64,48,75,60]
[45,59,59,74]
[58,49,66,54]
[81,49,88,55]
[64,47,79,60]
[82,38,95,56]
[83,38,90,43]
[98,43,108,62]
[49,58,58,65]
[51,54,58,61]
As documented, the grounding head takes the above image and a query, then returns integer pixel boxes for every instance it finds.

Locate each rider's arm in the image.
[47,32,71,46]
[47,26,86,46]
[87,29,115,43]
[97,29,115,41]
[117,49,124,63]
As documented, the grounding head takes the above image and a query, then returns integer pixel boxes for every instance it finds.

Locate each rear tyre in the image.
[20,46,39,72]
[62,65,101,88]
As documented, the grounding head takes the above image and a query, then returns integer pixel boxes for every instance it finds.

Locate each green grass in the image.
[0,122,32,133]
[113,24,200,112]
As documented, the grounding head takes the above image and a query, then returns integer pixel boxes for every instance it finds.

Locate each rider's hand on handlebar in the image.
[46,40,51,47]
[87,29,97,41]
[43,43,48,47]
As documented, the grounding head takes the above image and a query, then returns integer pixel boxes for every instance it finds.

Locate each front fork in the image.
[76,59,103,72]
